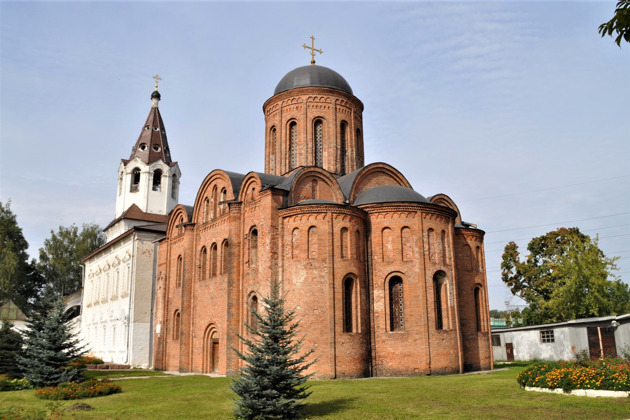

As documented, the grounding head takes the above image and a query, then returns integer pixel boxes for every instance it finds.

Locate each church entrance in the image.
[203,327,219,373]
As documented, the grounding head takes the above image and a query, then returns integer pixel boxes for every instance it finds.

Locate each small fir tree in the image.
[18,298,86,388]
[232,280,315,419]
[0,321,24,378]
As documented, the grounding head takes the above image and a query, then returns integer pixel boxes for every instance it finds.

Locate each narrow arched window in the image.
[311,179,318,199]
[292,228,300,259]
[441,230,448,265]
[464,245,473,271]
[401,227,413,261]
[308,226,317,259]
[434,271,447,330]
[355,230,362,260]
[428,228,435,262]
[343,277,356,333]
[476,246,483,272]
[270,127,277,173]
[173,310,181,341]
[118,171,123,195]
[356,128,363,165]
[176,255,183,288]
[200,247,207,280]
[382,227,393,262]
[131,168,141,192]
[152,169,162,191]
[221,240,229,274]
[474,286,483,332]
[171,174,178,199]
[340,227,349,259]
[314,120,323,167]
[289,122,298,169]
[220,188,227,215]
[389,276,404,331]
[249,295,259,332]
[178,216,184,236]
[340,121,347,175]
[210,243,218,277]
[204,197,210,222]
[250,228,258,266]
[211,186,218,219]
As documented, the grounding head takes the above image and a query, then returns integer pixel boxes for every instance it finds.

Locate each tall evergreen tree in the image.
[0,321,24,378]
[232,280,315,420]
[17,298,86,388]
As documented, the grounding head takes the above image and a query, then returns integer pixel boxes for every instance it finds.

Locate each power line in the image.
[484,224,630,245]
[460,175,630,203]
[486,212,630,234]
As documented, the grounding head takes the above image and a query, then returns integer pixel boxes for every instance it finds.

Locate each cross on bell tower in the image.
[302,35,323,65]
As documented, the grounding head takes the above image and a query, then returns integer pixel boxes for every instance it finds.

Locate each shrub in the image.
[35,379,121,400]
[68,355,104,369]
[0,374,33,391]
[516,358,630,392]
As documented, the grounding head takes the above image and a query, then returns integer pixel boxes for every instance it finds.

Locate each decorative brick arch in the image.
[430,193,462,225]
[202,324,220,373]
[192,170,239,223]
[348,163,412,203]
[287,167,343,206]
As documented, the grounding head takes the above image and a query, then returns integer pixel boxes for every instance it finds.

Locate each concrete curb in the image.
[524,386,630,398]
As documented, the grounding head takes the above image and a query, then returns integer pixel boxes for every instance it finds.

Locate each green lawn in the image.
[1,367,628,419]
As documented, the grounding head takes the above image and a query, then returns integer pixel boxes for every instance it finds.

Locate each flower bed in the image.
[35,380,121,400]
[517,358,630,392]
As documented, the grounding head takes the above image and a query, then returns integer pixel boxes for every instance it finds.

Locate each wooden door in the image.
[212,341,219,372]
[587,327,601,360]
[600,327,617,358]
[505,343,514,362]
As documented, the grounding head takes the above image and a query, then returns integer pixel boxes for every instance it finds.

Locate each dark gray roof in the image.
[296,199,340,206]
[274,65,353,95]
[354,185,429,206]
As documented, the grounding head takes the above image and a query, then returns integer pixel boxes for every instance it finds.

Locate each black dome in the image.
[274,65,353,95]
[151,90,161,100]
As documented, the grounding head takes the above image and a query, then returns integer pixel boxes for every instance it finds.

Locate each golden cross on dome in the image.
[152,74,162,90]
[303,35,323,66]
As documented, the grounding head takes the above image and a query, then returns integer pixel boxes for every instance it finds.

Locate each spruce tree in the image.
[232,280,315,419]
[0,321,24,378]
[18,298,86,388]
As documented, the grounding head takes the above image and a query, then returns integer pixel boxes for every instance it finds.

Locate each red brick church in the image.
[152,52,493,377]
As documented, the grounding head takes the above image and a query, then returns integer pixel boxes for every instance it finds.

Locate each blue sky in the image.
[1,1,628,310]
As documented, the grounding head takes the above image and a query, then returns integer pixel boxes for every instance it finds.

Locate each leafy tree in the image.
[232,280,315,420]
[0,201,43,314]
[501,227,628,324]
[17,298,86,388]
[489,309,507,319]
[599,0,630,46]
[37,223,105,298]
[0,321,24,378]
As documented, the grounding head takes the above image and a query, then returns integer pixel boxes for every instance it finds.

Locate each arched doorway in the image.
[203,326,219,373]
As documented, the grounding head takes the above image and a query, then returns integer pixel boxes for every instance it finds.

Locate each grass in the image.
[83,370,166,380]
[0,367,628,419]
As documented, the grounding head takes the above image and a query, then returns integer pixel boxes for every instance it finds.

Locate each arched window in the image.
[428,228,435,262]
[340,121,347,174]
[401,227,413,261]
[343,277,357,333]
[203,197,210,222]
[311,179,318,199]
[173,310,181,341]
[220,188,227,215]
[474,286,483,332]
[118,171,123,195]
[289,122,298,169]
[178,216,184,236]
[355,230,362,260]
[221,240,229,274]
[200,247,207,280]
[131,168,141,192]
[176,255,183,288]
[211,186,218,219]
[210,243,218,277]
[249,295,259,332]
[152,169,162,191]
[308,226,317,259]
[476,246,483,272]
[270,126,277,173]
[314,119,323,167]
[389,276,404,332]
[171,174,178,199]
[434,271,448,330]
[463,245,473,271]
[356,128,363,165]
[382,227,393,262]
[340,227,349,259]
[292,228,300,259]
[441,230,448,265]
[250,228,258,266]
